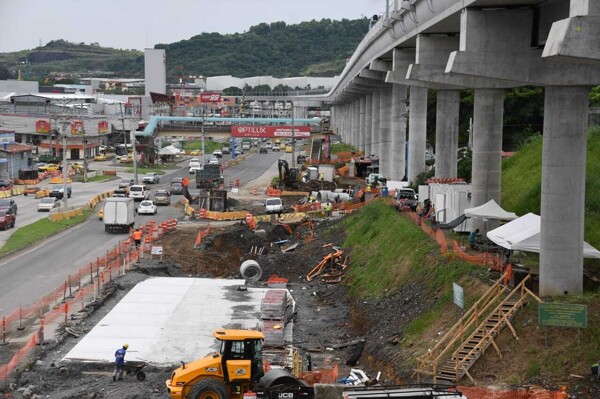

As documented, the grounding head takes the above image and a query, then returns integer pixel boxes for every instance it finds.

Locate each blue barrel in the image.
[382,187,389,197]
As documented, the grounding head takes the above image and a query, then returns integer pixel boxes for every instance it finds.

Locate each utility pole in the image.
[201,107,206,167]
[291,101,295,167]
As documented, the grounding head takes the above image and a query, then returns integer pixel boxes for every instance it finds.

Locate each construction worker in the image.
[325,201,333,217]
[113,343,129,382]
[308,195,316,203]
[133,228,142,248]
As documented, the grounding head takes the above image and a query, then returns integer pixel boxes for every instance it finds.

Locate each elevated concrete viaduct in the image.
[323,0,600,296]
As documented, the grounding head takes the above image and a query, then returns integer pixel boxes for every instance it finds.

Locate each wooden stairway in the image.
[414,273,542,385]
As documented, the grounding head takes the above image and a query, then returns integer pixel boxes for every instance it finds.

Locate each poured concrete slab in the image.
[64,277,270,366]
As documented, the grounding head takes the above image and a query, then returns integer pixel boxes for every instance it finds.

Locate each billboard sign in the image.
[200,93,222,103]
[98,121,109,133]
[231,125,310,138]
[71,121,84,135]
[35,120,51,133]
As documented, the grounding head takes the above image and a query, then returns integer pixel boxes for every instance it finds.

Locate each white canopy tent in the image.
[464,199,518,221]
[158,145,182,156]
[487,213,600,259]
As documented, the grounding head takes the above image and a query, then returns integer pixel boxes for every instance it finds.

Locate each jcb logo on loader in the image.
[205,367,218,372]
[278,393,294,398]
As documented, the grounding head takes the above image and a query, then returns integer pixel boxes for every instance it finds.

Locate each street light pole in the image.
[131,129,138,184]
[201,108,206,167]
[291,101,295,166]
[62,123,69,211]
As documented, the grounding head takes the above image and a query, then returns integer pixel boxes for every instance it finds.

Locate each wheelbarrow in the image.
[123,360,148,381]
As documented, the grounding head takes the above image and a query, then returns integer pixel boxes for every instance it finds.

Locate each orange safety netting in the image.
[452,240,503,271]
[0,219,178,383]
[458,386,568,399]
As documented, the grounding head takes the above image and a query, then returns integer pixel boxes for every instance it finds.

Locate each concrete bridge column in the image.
[330,107,337,134]
[354,99,360,148]
[359,96,366,153]
[408,86,427,183]
[370,89,381,158]
[342,104,349,144]
[364,94,373,156]
[379,87,393,178]
[435,90,460,178]
[391,84,408,181]
[540,86,590,296]
[471,89,504,230]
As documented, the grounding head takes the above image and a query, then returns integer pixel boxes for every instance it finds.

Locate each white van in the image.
[128,184,150,201]
[265,197,283,214]
[189,158,202,174]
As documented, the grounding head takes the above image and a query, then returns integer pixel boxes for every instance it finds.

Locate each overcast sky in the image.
[0,0,385,53]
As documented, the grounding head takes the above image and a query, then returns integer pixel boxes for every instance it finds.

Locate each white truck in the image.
[103,197,136,233]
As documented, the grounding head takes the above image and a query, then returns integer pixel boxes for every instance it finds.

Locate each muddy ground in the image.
[2,198,599,399]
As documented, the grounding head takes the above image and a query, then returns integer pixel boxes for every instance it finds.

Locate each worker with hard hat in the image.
[113,343,129,382]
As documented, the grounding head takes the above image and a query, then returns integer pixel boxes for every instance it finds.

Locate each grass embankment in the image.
[0,210,91,257]
[330,143,356,154]
[341,201,481,345]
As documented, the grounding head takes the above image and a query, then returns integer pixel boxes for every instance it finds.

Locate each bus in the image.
[115,144,133,157]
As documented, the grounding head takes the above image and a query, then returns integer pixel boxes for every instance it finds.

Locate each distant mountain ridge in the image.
[0,18,369,81]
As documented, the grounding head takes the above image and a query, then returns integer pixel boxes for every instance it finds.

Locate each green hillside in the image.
[501,126,600,248]
[0,18,369,80]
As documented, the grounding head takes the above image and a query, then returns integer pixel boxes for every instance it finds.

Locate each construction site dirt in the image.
[3,201,599,399]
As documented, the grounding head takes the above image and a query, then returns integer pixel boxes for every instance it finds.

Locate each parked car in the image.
[212,149,223,158]
[265,197,283,215]
[221,146,230,154]
[0,179,12,188]
[38,163,61,172]
[208,157,220,165]
[190,149,202,156]
[0,209,15,230]
[259,146,268,154]
[272,144,280,152]
[234,148,243,156]
[94,154,107,161]
[138,200,158,215]
[395,188,419,211]
[153,190,171,205]
[142,172,160,184]
[265,141,273,149]
[38,197,62,212]
[0,198,17,215]
[118,179,135,189]
[285,145,293,153]
[279,143,287,151]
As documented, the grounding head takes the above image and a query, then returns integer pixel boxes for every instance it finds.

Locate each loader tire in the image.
[189,379,231,399]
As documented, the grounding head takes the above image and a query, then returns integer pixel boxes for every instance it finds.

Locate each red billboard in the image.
[231,125,311,138]
[71,121,84,135]
[200,93,222,103]
[98,120,109,133]
[35,120,51,133]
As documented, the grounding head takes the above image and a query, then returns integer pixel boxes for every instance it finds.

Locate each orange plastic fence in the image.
[0,218,179,383]
[194,225,211,247]
[292,202,322,213]
[301,363,339,385]
[266,187,282,197]
[458,386,568,399]
[452,240,503,271]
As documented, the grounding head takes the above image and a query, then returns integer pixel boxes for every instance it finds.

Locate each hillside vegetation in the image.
[0,18,369,80]
[501,126,600,248]
[338,200,600,388]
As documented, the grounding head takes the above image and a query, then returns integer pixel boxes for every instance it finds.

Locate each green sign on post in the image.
[539,303,587,328]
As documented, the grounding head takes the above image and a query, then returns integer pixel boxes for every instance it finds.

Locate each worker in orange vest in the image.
[133,228,143,248]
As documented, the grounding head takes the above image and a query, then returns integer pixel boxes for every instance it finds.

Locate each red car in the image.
[0,209,15,230]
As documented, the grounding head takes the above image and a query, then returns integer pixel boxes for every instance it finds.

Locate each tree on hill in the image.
[0,66,10,80]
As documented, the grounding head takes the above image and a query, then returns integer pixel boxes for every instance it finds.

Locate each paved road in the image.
[0,148,285,316]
